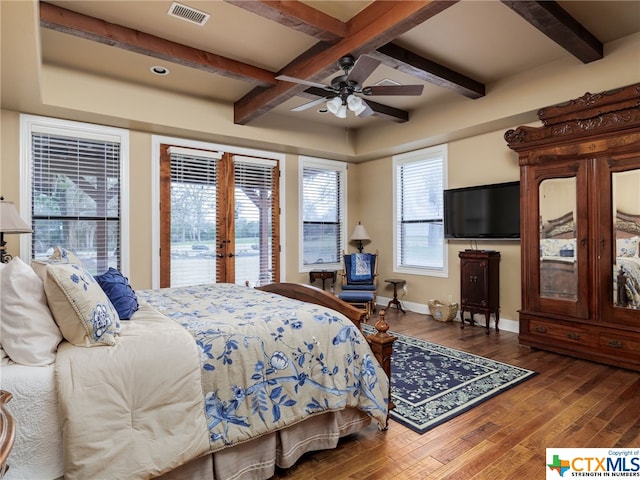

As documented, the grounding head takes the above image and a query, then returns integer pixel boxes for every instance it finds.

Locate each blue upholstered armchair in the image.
[338,250,378,317]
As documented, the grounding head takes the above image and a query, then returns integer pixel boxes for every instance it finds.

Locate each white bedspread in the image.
[0,364,63,480]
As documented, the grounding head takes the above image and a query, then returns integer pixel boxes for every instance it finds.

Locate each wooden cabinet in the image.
[505,83,640,371]
[459,250,500,334]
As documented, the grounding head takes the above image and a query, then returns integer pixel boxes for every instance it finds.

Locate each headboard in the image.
[542,212,575,239]
[616,210,640,238]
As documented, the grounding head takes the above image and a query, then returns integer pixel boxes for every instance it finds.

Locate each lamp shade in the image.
[0,198,31,233]
[350,223,370,241]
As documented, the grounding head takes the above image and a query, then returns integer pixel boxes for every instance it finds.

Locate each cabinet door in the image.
[523,159,590,319]
[598,155,640,326]
[461,258,488,307]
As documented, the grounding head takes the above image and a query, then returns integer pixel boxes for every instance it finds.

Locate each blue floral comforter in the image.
[136,283,389,451]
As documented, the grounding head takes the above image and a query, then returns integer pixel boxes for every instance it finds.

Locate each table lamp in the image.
[0,197,32,263]
[350,221,370,253]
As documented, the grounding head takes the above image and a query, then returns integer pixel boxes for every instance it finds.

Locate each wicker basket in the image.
[428,299,458,322]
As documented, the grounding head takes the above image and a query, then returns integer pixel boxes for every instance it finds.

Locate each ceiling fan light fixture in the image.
[326,96,342,115]
[336,105,347,118]
[347,94,366,115]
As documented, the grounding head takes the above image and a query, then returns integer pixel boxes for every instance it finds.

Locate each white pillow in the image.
[0,257,63,365]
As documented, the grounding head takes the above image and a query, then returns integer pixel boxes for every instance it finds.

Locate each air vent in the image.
[167,2,210,26]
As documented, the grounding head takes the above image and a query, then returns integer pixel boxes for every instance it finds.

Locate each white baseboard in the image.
[376,295,519,334]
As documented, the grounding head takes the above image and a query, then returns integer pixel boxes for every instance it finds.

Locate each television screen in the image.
[444,181,520,240]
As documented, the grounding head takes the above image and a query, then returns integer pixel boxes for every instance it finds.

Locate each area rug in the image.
[361,324,537,434]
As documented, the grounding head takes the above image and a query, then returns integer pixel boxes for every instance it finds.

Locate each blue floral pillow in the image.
[95,268,139,320]
[35,260,119,347]
[617,236,639,258]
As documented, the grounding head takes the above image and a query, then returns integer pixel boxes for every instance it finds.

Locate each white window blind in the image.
[233,157,277,286]
[300,158,346,269]
[31,132,121,275]
[394,146,447,274]
[169,150,219,287]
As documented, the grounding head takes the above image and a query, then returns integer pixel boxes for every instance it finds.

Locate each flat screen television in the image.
[444,181,520,240]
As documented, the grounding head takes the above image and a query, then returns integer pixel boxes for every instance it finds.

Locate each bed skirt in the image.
[157,408,371,480]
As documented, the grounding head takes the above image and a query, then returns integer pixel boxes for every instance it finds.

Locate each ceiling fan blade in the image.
[362,85,424,96]
[276,75,329,90]
[346,55,381,86]
[291,97,328,112]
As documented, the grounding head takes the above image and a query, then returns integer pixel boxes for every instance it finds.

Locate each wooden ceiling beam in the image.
[501,1,603,63]
[39,2,276,87]
[234,0,458,125]
[224,0,346,42]
[371,43,485,99]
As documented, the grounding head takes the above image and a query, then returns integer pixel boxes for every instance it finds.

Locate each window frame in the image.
[392,144,448,278]
[298,156,347,273]
[19,114,130,275]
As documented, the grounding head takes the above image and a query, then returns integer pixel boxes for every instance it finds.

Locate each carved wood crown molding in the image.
[504,83,640,147]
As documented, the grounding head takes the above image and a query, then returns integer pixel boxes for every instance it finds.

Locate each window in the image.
[393,145,448,277]
[21,115,129,275]
[299,156,346,271]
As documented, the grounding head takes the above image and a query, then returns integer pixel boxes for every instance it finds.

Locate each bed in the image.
[539,211,640,307]
[0,251,394,480]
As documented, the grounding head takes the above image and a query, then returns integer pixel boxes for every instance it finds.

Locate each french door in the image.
[159,145,279,288]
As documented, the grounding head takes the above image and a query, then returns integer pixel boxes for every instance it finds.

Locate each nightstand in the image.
[309,270,336,291]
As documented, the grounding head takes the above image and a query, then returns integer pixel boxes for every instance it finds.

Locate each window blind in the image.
[302,164,344,267]
[397,156,444,269]
[169,150,219,287]
[233,157,277,286]
[31,132,121,275]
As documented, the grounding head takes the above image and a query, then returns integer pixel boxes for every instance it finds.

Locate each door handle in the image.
[228,253,235,257]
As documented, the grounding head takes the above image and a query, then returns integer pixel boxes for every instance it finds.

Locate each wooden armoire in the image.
[505,83,640,371]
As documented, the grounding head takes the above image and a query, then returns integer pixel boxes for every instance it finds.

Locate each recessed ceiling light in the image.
[150,66,170,76]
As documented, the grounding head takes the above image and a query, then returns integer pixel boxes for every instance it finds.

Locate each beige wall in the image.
[354,127,522,322]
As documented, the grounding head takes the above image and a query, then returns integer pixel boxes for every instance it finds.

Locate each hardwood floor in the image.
[272,307,640,479]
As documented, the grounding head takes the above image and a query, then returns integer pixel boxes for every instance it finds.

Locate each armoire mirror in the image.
[539,176,577,301]
[612,168,640,310]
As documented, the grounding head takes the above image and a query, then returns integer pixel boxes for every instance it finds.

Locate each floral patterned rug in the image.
[362,324,537,434]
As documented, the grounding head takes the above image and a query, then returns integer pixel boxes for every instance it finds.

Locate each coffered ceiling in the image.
[33,0,640,130]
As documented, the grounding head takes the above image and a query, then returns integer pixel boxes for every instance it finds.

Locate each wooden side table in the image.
[309,270,336,291]
[385,278,406,313]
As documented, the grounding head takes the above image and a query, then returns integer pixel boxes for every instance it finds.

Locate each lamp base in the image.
[357,240,364,253]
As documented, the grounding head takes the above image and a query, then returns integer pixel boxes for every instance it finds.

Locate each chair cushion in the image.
[341,283,375,291]
[339,291,374,303]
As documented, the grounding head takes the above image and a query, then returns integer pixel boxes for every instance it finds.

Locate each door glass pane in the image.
[539,177,577,300]
[234,158,276,287]
[170,152,218,287]
[613,168,640,309]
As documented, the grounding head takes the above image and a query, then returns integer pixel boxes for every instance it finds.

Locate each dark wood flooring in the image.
[271,307,640,479]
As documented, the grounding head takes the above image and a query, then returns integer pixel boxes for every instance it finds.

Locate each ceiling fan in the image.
[276,54,424,119]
